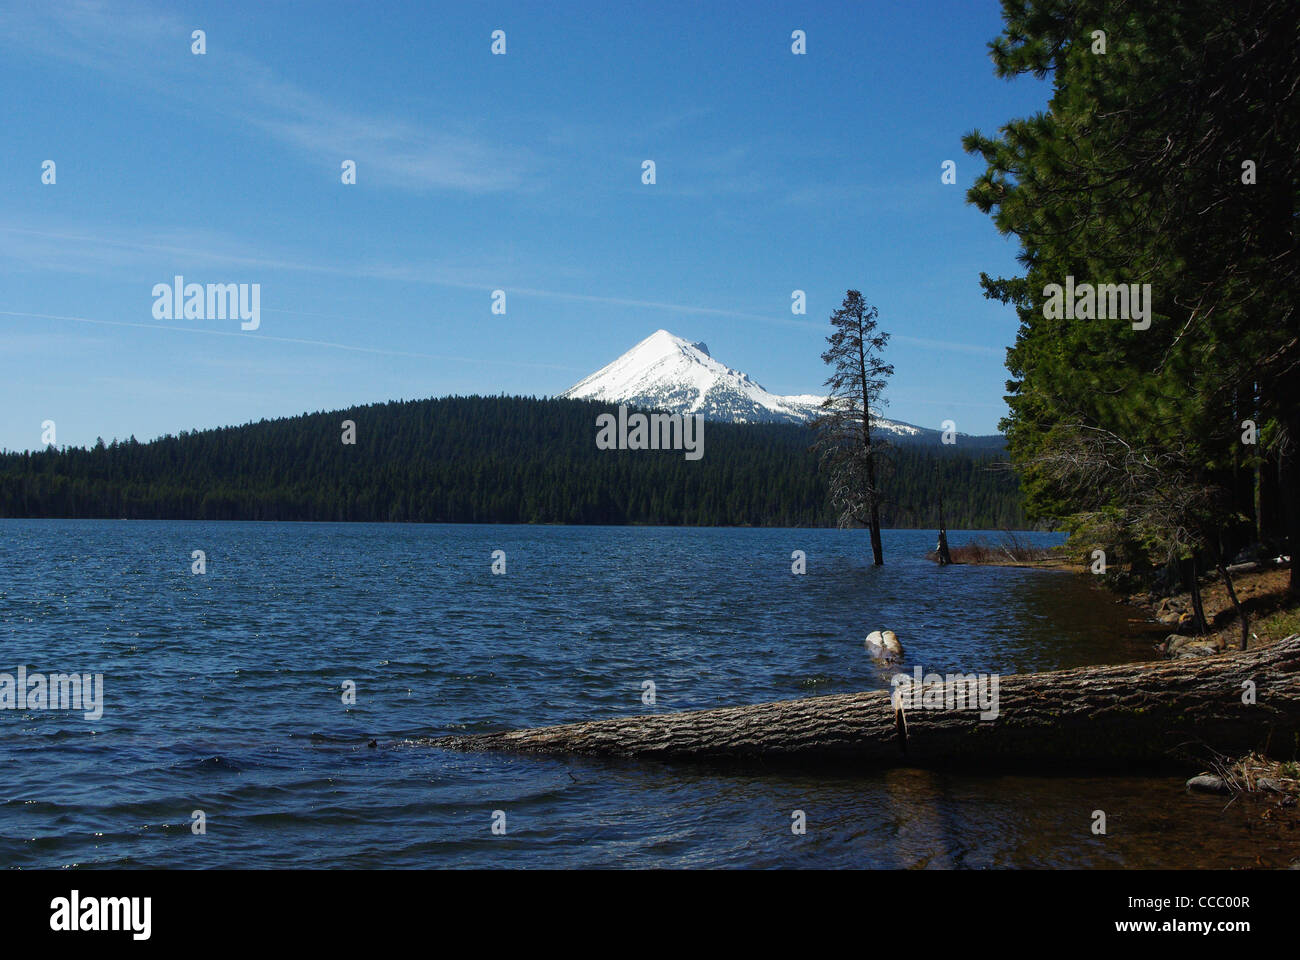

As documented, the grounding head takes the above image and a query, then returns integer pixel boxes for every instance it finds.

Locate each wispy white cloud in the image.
[0,219,1003,358]
[0,309,586,373]
[0,0,529,193]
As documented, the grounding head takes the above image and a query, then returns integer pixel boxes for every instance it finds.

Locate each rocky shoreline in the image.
[1121,561,1295,659]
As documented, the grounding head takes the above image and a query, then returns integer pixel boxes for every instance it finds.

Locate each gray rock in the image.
[1187,774,1231,794]
[1174,643,1220,659]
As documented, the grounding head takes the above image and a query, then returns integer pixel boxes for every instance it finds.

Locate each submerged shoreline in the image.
[926,549,1300,849]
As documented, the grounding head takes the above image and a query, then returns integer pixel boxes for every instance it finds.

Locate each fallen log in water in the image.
[433,635,1300,767]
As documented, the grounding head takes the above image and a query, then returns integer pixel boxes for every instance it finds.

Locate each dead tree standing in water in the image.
[813,290,894,565]
[936,485,953,565]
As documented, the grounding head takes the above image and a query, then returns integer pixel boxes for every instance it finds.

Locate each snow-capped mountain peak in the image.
[561,329,924,434]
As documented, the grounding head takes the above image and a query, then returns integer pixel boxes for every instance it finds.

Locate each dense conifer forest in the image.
[963,0,1297,593]
[0,396,1025,529]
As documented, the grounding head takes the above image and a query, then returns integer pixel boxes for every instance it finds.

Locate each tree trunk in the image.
[1218,561,1249,652]
[432,635,1300,768]
[856,310,884,567]
[1259,440,1282,550]
[936,489,953,565]
[1230,381,1258,560]
[1282,411,1299,600]
[863,443,884,566]
[868,501,884,565]
[1213,535,1250,652]
[936,529,952,566]
[1185,554,1208,635]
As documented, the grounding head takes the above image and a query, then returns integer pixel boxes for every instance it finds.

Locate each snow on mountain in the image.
[560,329,925,436]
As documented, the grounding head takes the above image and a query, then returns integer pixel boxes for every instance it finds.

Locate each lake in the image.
[0,520,1289,868]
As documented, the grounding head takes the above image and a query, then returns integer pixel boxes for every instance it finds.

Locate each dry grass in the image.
[1205,750,1300,797]
[926,531,1067,566]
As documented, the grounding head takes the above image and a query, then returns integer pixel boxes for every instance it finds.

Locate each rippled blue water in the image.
[0,520,1284,868]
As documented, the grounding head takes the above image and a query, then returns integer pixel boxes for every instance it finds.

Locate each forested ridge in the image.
[0,396,1024,528]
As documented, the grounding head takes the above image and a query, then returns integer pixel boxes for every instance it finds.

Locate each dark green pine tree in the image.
[813,290,894,565]
[963,0,1299,606]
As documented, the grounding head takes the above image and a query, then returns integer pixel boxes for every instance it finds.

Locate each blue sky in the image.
[0,0,1048,451]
